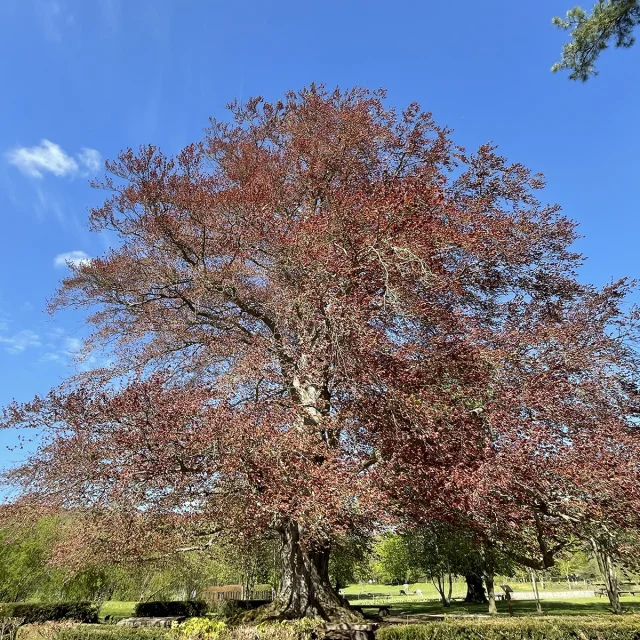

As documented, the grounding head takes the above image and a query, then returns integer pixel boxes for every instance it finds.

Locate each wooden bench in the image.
[352,605,392,618]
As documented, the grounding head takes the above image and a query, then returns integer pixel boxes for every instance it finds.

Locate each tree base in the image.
[235,599,362,624]
[240,522,364,622]
[464,573,487,604]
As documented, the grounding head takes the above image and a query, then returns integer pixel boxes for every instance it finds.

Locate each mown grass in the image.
[8,593,637,629]
[342,581,600,600]
[356,596,640,618]
[98,602,137,620]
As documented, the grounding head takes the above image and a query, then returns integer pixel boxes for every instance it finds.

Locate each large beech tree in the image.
[2,85,640,620]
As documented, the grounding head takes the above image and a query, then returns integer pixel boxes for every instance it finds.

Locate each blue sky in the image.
[0,0,639,469]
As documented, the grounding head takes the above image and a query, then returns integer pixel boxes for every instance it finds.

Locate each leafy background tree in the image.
[0,516,64,602]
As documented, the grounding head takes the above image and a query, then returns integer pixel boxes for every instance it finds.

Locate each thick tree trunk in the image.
[484,572,497,614]
[464,573,487,604]
[254,521,360,621]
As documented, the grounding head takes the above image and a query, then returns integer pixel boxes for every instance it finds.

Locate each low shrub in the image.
[0,603,99,624]
[175,617,228,640]
[56,626,170,640]
[0,618,24,640]
[206,601,242,620]
[42,620,325,640]
[21,621,78,640]
[377,617,640,640]
[207,601,271,620]
[134,602,208,619]
[195,621,325,640]
[256,619,324,640]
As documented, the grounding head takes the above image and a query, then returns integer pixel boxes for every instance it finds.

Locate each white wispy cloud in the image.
[42,334,82,364]
[54,250,91,268]
[6,140,102,179]
[78,148,102,174]
[7,140,78,178]
[0,329,41,354]
[43,330,112,371]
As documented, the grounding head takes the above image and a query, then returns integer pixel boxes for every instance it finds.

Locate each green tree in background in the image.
[372,535,414,586]
[553,0,640,80]
[0,516,64,602]
[328,535,372,591]
[0,513,277,603]
[405,525,469,607]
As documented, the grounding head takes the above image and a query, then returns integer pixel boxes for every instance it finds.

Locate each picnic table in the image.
[595,587,640,597]
[495,584,514,602]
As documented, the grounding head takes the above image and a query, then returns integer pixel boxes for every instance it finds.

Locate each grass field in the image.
[340,581,640,618]
[343,581,467,600]
[99,601,137,620]
[352,597,640,618]
[342,580,596,600]
[95,594,640,621]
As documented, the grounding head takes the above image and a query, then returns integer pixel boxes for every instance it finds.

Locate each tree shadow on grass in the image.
[368,598,640,618]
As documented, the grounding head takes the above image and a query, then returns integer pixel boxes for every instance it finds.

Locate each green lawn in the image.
[74,593,640,623]
[342,581,597,600]
[99,601,137,620]
[355,597,640,618]
[342,582,468,600]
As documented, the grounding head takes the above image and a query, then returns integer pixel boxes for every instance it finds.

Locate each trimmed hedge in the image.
[377,617,640,640]
[134,601,208,618]
[0,602,99,624]
[55,622,324,640]
[57,626,170,640]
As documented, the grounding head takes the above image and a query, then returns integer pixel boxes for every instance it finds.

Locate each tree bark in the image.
[464,572,487,604]
[253,521,360,621]
[529,568,542,613]
[591,538,622,614]
[484,572,497,614]
[433,574,450,607]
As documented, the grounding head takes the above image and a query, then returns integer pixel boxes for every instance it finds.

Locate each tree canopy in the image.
[553,0,640,81]
[2,85,640,619]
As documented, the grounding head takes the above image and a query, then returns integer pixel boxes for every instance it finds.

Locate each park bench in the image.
[352,605,392,618]
[496,584,514,602]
